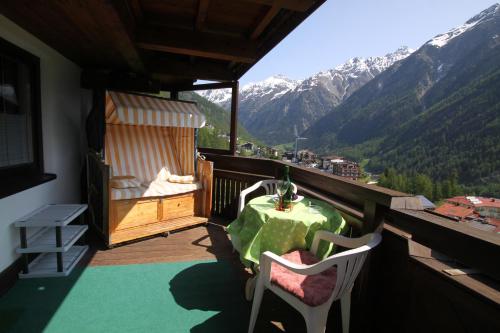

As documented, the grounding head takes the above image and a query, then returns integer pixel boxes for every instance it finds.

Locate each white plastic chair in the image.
[248,231,382,333]
[237,179,298,217]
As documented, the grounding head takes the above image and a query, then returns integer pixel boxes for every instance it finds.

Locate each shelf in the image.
[19,246,89,279]
[14,204,88,227]
[16,225,88,254]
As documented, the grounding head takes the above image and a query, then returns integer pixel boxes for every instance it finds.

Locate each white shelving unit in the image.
[14,204,88,278]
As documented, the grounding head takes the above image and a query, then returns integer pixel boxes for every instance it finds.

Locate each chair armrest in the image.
[237,181,263,217]
[310,231,375,256]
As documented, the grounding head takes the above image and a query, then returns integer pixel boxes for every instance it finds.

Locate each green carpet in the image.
[0,260,250,333]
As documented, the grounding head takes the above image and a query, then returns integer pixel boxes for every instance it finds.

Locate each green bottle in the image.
[282,166,292,207]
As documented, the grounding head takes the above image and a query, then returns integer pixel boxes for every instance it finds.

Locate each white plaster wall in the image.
[0,15,91,272]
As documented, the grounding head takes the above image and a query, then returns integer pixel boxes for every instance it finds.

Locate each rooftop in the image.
[434,202,475,219]
[446,196,500,209]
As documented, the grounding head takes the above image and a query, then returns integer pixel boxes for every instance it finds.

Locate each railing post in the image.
[350,200,386,333]
[229,81,239,155]
[363,200,385,233]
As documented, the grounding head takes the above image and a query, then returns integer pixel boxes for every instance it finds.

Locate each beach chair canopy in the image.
[105,91,206,128]
[103,91,204,200]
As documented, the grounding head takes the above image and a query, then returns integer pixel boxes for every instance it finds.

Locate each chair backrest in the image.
[237,179,299,217]
[258,179,298,195]
[327,233,381,302]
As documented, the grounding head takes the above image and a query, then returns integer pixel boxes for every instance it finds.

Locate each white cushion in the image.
[111,181,201,200]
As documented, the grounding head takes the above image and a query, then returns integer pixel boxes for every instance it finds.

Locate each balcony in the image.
[0,1,499,332]
[1,153,499,332]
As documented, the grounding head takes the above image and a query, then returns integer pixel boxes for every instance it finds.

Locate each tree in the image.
[433,182,443,201]
[413,174,433,199]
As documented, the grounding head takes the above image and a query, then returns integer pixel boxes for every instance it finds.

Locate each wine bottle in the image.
[282,165,292,208]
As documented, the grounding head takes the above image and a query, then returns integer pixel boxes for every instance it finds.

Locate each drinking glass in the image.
[276,180,290,211]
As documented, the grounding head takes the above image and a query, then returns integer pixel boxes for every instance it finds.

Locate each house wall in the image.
[0,15,91,272]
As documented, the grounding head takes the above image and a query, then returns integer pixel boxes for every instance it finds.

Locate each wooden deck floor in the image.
[79,223,341,332]
[87,223,236,266]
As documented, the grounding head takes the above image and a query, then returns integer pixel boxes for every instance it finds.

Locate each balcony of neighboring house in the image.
[0,1,499,333]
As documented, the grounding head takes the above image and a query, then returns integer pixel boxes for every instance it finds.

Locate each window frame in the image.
[0,37,54,199]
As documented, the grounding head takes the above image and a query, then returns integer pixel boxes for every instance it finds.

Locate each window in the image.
[0,37,52,199]
[0,51,34,167]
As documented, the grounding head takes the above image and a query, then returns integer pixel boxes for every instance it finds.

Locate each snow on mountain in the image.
[241,74,302,100]
[427,3,500,48]
[196,87,232,106]
[234,46,415,144]
[197,47,413,109]
[196,75,301,108]
[293,46,414,94]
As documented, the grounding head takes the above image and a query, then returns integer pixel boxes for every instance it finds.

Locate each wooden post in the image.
[170,90,179,100]
[350,200,386,333]
[230,81,239,155]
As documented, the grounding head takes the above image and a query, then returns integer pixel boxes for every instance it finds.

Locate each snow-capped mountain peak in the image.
[240,75,302,99]
[197,46,414,108]
[196,74,301,106]
[196,88,232,106]
[293,46,414,94]
[427,3,500,48]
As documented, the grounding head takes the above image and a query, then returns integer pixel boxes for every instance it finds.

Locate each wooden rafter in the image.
[195,0,211,30]
[137,27,257,63]
[242,0,315,12]
[250,1,283,39]
[148,56,236,81]
[163,81,234,92]
[108,0,145,72]
[127,0,144,23]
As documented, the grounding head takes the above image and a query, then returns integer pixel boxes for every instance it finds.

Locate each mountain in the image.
[198,47,414,145]
[197,74,301,117]
[179,92,260,149]
[303,3,500,195]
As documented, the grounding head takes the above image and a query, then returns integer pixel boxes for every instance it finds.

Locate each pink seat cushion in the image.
[270,250,337,306]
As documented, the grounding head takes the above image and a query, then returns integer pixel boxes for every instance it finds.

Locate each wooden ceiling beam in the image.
[250,1,283,39]
[162,81,235,92]
[240,0,315,12]
[148,57,236,81]
[137,27,257,63]
[106,0,145,72]
[127,0,144,23]
[195,0,211,31]
[81,70,161,93]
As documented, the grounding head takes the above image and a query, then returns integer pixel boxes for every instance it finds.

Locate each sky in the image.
[239,0,498,86]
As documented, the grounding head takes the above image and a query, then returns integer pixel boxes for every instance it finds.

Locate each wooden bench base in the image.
[108,191,207,246]
[110,215,208,245]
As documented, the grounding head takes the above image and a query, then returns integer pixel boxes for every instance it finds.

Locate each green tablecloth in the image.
[227,195,347,266]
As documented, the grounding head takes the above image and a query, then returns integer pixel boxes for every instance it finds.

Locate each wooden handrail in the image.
[387,209,500,281]
[204,153,421,209]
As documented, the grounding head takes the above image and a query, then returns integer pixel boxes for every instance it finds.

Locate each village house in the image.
[332,160,361,180]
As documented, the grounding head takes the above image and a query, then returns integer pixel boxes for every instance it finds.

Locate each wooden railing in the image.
[203,153,500,333]
[211,169,273,219]
[205,153,420,231]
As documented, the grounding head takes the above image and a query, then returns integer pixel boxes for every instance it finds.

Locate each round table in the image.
[227,195,347,267]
